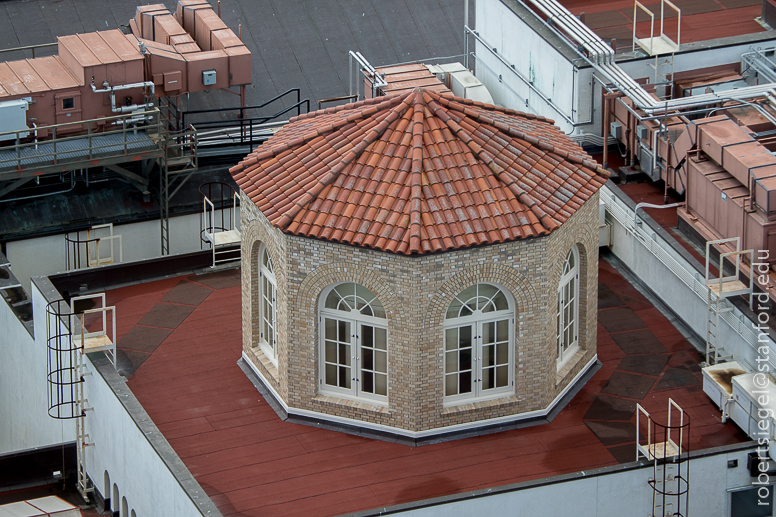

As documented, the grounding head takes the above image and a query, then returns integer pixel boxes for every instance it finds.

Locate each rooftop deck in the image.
[99,257,747,517]
[560,0,765,45]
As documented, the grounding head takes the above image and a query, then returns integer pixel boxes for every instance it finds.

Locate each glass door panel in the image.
[481,318,510,391]
[324,317,351,389]
[445,325,473,396]
[360,324,387,396]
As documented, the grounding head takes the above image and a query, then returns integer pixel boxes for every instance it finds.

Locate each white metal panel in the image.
[465,84,494,104]
[0,99,29,140]
[450,70,481,98]
[475,0,577,133]
[702,373,726,410]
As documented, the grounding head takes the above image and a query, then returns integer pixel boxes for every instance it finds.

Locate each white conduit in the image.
[524,0,776,116]
[90,80,156,114]
[602,186,775,370]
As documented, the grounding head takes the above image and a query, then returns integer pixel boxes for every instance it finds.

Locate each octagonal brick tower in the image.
[230,88,609,444]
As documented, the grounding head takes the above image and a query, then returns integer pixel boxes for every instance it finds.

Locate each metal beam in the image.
[105,164,150,193]
[0,177,33,199]
[0,149,164,183]
[169,169,197,201]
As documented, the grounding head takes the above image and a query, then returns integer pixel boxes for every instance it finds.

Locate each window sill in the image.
[313,394,390,414]
[556,348,585,384]
[441,394,519,415]
[249,345,279,381]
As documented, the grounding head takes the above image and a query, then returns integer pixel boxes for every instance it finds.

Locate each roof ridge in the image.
[229,93,409,178]
[424,92,560,233]
[425,89,554,123]
[275,91,416,229]
[428,89,610,181]
[408,91,424,253]
[288,91,407,122]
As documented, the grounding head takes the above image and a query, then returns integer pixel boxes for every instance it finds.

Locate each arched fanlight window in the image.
[257,245,277,364]
[444,283,514,404]
[319,283,387,402]
[557,245,580,368]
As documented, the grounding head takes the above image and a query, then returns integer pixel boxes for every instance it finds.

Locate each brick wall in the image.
[239,190,599,433]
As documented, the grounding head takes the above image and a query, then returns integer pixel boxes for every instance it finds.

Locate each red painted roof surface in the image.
[110,262,747,517]
[230,89,609,255]
[560,0,764,44]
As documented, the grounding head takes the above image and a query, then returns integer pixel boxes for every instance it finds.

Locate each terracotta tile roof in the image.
[230,88,609,255]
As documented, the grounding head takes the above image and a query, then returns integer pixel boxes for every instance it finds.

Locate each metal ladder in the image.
[649,54,674,100]
[636,399,690,517]
[704,237,754,365]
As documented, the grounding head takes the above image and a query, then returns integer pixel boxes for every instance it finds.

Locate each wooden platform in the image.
[73,334,113,353]
[640,441,680,460]
[210,230,241,247]
[708,279,750,298]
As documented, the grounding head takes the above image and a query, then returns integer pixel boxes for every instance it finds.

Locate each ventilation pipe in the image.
[90,80,155,114]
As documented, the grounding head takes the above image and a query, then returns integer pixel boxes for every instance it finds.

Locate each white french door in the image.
[444,316,512,403]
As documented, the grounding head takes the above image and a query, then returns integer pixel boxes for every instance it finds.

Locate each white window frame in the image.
[319,282,388,405]
[257,245,278,365]
[443,283,515,406]
[557,245,580,369]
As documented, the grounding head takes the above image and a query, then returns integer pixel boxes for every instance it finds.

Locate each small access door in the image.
[54,91,83,133]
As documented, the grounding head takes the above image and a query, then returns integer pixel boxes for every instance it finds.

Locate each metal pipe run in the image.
[90,80,155,114]
[634,202,680,225]
[520,0,776,118]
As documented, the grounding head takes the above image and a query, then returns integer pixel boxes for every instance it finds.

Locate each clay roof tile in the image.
[231,88,607,255]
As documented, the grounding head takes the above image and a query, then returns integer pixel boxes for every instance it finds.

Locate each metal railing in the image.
[182,88,310,147]
[64,223,124,271]
[0,42,58,59]
[602,186,775,371]
[160,125,199,255]
[0,109,163,177]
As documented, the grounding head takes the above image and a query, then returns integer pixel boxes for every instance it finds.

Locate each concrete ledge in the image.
[91,355,223,517]
[341,440,758,516]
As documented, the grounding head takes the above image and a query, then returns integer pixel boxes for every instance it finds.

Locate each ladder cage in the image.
[200,181,239,243]
[636,399,691,517]
[46,299,83,420]
[64,223,123,271]
[46,294,117,419]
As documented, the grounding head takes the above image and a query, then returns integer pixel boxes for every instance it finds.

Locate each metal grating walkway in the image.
[0,131,158,173]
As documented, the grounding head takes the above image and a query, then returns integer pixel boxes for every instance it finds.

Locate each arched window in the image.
[257,245,277,363]
[444,283,514,404]
[104,471,111,511]
[112,485,119,515]
[319,282,387,403]
[557,246,580,367]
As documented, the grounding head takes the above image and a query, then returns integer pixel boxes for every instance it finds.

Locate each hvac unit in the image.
[0,98,30,140]
[449,70,494,105]
[610,122,622,140]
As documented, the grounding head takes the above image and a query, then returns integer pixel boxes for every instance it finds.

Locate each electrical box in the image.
[609,122,622,140]
[636,124,649,140]
[202,69,217,85]
[0,98,29,141]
